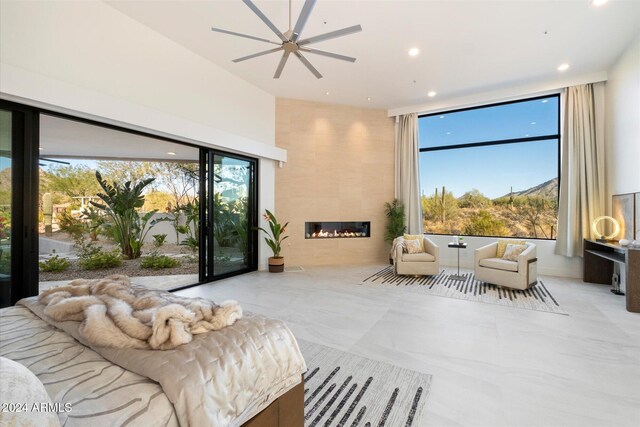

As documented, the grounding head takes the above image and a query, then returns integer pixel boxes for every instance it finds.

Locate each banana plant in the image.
[91,171,159,259]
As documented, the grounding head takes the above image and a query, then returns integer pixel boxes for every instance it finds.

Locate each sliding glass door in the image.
[0,102,39,307]
[0,110,12,306]
[0,100,259,304]
[202,151,257,280]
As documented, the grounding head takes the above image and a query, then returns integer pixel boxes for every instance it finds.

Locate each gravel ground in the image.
[39,231,246,281]
[39,256,199,281]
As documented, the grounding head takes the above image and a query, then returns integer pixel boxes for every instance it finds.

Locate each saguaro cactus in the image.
[43,193,53,236]
[438,186,447,222]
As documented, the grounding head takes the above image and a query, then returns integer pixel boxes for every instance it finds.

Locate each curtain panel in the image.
[395,113,422,234]
[555,83,606,257]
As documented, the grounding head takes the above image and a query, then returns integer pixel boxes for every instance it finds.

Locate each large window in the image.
[419,95,560,239]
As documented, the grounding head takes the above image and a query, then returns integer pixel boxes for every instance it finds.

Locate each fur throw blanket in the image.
[38,275,242,350]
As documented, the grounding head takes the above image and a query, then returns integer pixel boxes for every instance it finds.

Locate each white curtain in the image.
[555,83,606,257]
[395,113,422,234]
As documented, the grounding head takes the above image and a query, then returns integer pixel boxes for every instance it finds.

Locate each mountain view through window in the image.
[419,95,560,239]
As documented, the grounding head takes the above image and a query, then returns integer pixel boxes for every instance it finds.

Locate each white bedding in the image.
[19,296,306,426]
[0,305,179,427]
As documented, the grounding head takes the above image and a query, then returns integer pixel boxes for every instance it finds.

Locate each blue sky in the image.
[418,97,559,199]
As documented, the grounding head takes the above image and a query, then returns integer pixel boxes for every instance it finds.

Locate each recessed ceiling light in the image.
[439,115,445,119]
[557,63,570,71]
[167,152,176,156]
[39,147,43,151]
[592,0,609,6]
[325,91,330,95]
[530,122,536,125]
[408,47,420,57]
[367,97,371,101]
[427,91,437,97]
[542,100,549,103]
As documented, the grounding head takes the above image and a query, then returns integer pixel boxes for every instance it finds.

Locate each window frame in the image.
[418,93,561,241]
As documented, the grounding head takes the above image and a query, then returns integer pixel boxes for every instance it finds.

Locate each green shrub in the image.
[39,255,72,272]
[73,238,102,259]
[78,248,122,270]
[140,253,180,270]
[463,210,509,236]
[152,233,167,248]
[58,210,85,238]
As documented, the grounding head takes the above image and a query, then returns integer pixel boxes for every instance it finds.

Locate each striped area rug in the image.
[299,340,431,427]
[362,266,567,315]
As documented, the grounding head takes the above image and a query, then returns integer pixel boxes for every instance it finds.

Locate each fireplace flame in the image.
[309,229,365,238]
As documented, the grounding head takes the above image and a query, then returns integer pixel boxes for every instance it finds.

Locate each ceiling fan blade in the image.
[274,51,291,79]
[291,0,316,43]
[299,47,356,62]
[242,0,288,43]
[233,47,282,63]
[211,27,280,45]
[298,24,362,46]
[294,51,322,79]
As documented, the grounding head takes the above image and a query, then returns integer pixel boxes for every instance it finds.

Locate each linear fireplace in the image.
[305,221,370,239]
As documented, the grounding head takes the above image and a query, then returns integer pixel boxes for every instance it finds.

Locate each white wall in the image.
[0,0,282,269]
[605,33,640,201]
[427,235,583,278]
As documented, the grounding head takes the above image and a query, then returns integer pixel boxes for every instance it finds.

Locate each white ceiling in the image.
[40,114,199,161]
[105,0,640,110]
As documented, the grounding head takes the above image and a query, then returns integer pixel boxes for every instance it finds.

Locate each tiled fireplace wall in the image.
[275,99,395,266]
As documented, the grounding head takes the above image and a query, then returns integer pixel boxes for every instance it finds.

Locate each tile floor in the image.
[176,264,640,427]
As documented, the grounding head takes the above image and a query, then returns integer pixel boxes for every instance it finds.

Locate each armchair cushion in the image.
[402,252,436,263]
[404,239,423,254]
[479,257,518,272]
[496,239,526,258]
[502,244,527,261]
[403,234,425,251]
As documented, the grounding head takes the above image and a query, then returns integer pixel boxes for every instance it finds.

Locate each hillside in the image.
[500,177,558,200]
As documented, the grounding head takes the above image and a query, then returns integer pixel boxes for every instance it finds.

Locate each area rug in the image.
[298,340,431,427]
[362,266,567,315]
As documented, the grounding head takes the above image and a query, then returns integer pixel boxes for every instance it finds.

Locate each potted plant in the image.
[384,199,406,264]
[257,209,289,273]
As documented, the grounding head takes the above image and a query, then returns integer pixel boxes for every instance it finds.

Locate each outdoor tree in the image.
[97,161,158,187]
[458,189,491,209]
[42,165,101,199]
[152,163,199,207]
[518,196,557,239]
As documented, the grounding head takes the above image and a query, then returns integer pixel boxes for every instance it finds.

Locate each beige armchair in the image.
[394,236,440,276]
[474,241,537,290]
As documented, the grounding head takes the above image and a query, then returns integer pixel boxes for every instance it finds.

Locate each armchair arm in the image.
[475,242,498,265]
[423,237,439,260]
[518,243,537,285]
[517,243,537,267]
[394,237,405,263]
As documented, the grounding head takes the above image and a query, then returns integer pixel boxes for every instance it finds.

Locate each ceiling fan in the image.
[211,0,361,79]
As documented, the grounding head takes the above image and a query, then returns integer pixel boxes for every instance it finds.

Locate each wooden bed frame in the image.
[243,376,304,427]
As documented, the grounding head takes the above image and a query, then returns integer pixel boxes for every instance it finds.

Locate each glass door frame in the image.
[0,100,40,306]
[0,99,260,301]
[198,149,259,284]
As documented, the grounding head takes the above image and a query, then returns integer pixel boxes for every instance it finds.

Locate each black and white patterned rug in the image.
[362,266,567,315]
[299,340,431,427]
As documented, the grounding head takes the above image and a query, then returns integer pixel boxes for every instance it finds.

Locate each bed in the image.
[0,296,306,427]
